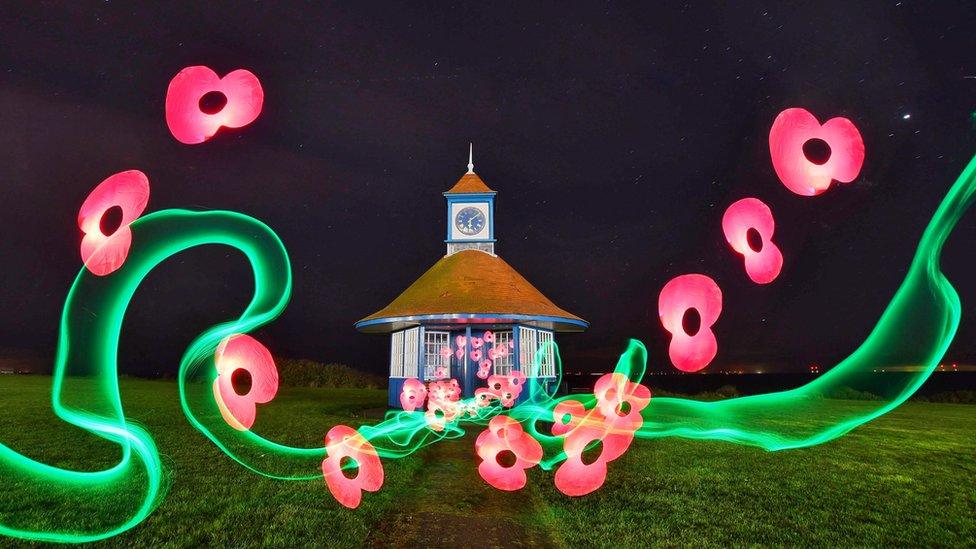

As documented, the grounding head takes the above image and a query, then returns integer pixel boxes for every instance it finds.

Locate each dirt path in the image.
[365,435,561,548]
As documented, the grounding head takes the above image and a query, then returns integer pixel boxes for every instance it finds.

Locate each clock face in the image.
[455,206,486,236]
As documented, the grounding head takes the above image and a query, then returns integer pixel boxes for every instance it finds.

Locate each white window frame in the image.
[518,326,538,377]
[403,327,420,378]
[390,331,404,377]
[390,328,421,378]
[537,330,555,377]
[517,327,556,378]
[424,330,450,380]
[492,331,514,375]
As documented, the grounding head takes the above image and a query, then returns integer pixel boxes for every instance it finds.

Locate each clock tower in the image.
[445,144,496,256]
[357,144,588,408]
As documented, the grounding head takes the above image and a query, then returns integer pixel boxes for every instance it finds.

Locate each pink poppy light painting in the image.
[212,334,280,431]
[768,107,865,196]
[658,274,723,372]
[722,197,784,284]
[399,378,427,412]
[475,415,543,491]
[165,66,264,144]
[322,425,385,509]
[552,403,635,496]
[77,170,150,276]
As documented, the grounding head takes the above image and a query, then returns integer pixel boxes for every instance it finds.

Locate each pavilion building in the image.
[355,148,588,407]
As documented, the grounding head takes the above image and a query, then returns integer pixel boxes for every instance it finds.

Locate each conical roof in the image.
[355,250,587,333]
[444,172,495,194]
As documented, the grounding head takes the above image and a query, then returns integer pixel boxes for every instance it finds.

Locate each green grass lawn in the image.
[0,376,974,547]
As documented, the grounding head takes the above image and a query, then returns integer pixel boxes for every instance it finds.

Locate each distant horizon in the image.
[4,344,976,378]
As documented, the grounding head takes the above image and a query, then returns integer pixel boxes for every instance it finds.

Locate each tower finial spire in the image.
[467,143,474,174]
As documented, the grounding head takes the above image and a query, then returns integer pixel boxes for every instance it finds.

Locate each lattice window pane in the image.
[538,331,555,377]
[404,328,419,378]
[424,331,450,380]
[493,331,513,375]
[390,331,404,377]
[518,326,539,377]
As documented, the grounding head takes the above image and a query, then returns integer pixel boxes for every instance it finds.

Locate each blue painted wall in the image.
[388,377,407,408]
[386,324,559,408]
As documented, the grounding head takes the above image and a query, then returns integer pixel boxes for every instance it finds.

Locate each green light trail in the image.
[2,152,975,542]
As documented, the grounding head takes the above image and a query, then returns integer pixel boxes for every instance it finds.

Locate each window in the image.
[404,327,419,378]
[447,242,495,255]
[538,330,555,377]
[390,328,420,378]
[424,331,450,380]
[389,331,404,377]
[517,327,556,378]
[518,326,537,377]
[493,331,513,375]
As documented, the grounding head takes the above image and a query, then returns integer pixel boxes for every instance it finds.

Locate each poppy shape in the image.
[485,376,519,407]
[496,390,517,408]
[483,330,495,343]
[551,400,587,436]
[722,198,784,284]
[490,344,508,360]
[477,360,492,380]
[475,415,543,491]
[470,337,484,349]
[322,425,384,509]
[769,107,865,196]
[554,415,634,497]
[439,346,452,360]
[658,274,723,372]
[552,401,635,496]
[165,66,264,144]
[507,370,527,391]
[399,378,427,412]
[474,388,498,407]
[435,366,450,379]
[424,409,446,431]
[78,170,150,276]
[470,349,483,362]
[212,334,279,431]
[455,335,467,348]
[425,399,459,431]
[592,373,651,432]
[455,349,464,360]
[448,378,462,399]
[428,380,460,403]
[486,375,511,394]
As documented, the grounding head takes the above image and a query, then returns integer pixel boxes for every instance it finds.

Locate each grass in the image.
[0,376,974,547]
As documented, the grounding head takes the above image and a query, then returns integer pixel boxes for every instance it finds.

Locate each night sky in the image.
[2,2,976,377]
